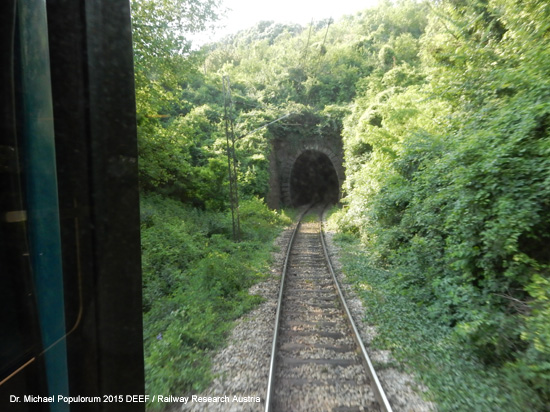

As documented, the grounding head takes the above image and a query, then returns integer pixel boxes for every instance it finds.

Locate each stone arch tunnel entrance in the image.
[289,150,340,206]
[268,139,344,209]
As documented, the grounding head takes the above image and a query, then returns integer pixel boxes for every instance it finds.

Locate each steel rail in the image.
[265,205,311,412]
[319,205,394,412]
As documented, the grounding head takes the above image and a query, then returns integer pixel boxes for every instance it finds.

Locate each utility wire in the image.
[301,19,314,68]
[305,17,332,108]
[237,112,294,140]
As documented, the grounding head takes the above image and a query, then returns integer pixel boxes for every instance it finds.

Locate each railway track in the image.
[265,205,392,412]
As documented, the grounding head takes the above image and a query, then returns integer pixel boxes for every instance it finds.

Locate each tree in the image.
[131,0,222,193]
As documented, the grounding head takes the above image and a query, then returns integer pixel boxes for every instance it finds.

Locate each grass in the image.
[328,214,543,412]
[141,194,291,408]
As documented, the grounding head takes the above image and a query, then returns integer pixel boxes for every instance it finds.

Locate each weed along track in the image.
[266,205,392,412]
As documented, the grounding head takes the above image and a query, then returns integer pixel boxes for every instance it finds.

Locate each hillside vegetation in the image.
[132,0,550,409]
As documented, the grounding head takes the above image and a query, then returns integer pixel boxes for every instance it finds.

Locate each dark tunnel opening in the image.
[290,150,339,207]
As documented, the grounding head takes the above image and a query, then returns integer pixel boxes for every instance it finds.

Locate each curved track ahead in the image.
[265,205,392,412]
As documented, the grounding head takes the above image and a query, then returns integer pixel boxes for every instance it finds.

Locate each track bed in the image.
[266,207,389,412]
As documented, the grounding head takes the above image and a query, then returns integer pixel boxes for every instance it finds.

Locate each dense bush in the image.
[141,194,289,401]
[338,0,550,406]
[330,230,543,411]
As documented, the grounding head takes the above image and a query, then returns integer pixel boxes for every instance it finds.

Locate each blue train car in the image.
[1,1,144,411]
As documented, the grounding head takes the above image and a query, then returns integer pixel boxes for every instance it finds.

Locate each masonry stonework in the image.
[267,135,344,208]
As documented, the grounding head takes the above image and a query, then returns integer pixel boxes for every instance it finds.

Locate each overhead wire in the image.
[302,17,333,108]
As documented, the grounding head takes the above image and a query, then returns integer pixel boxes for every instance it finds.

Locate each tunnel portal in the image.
[289,150,340,206]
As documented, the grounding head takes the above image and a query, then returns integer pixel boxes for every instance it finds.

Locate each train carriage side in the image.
[1,1,144,411]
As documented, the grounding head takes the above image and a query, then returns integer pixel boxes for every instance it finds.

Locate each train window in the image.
[0,214,41,382]
[1,1,70,395]
[0,1,41,383]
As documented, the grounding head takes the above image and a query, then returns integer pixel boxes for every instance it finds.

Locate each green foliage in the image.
[131,0,220,91]
[378,44,396,70]
[338,0,550,406]
[331,231,543,411]
[203,0,428,109]
[141,194,289,402]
